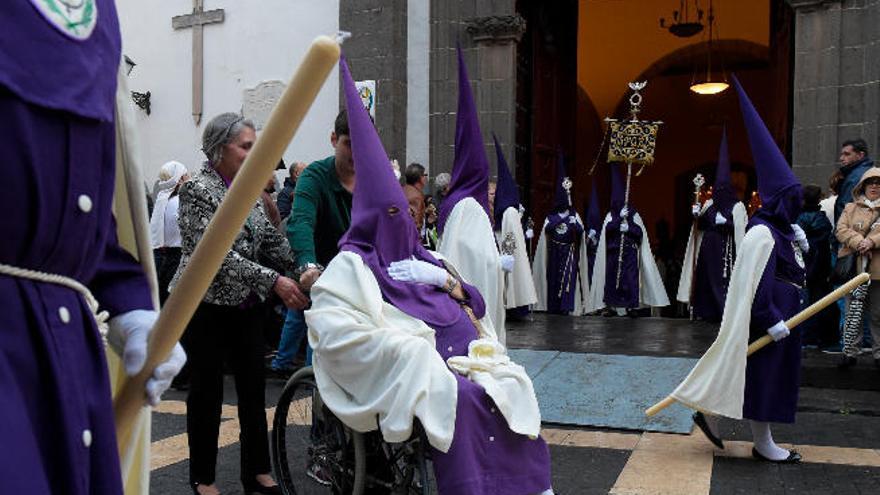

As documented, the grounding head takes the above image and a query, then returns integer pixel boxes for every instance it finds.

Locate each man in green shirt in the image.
[288,109,355,288]
[270,110,354,381]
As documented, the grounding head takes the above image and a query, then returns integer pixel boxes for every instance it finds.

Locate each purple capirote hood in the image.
[337,54,485,325]
[732,74,802,227]
[437,45,491,234]
[492,133,520,229]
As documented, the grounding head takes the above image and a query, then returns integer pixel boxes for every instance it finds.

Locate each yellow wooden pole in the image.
[114,36,341,451]
[645,272,870,417]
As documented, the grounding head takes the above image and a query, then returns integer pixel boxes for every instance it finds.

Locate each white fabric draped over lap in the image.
[676,200,748,303]
[438,197,507,344]
[530,215,590,316]
[670,225,774,419]
[499,206,538,309]
[587,212,669,312]
[306,251,542,452]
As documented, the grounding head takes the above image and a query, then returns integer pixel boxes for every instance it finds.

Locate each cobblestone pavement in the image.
[150,314,880,494]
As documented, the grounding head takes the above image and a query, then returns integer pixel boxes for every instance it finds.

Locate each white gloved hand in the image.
[388,258,448,287]
[525,228,534,240]
[500,254,515,273]
[692,204,701,217]
[791,224,809,253]
[587,229,598,244]
[767,320,790,342]
[620,221,630,233]
[714,212,728,225]
[108,309,187,407]
[620,207,629,218]
[568,215,577,224]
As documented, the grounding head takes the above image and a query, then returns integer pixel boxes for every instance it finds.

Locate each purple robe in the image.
[0,2,152,494]
[691,205,737,322]
[742,216,805,424]
[429,305,552,495]
[544,214,584,314]
[603,216,643,308]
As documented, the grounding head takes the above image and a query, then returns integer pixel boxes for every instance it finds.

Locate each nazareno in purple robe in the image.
[544,214,584,314]
[337,53,551,494]
[0,2,153,494]
[603,213,643,309]
[691,204,736,322]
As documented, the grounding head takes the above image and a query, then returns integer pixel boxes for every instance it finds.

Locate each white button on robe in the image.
[82,429,92,447]
[58,306,70,324]
[77,194,93,213]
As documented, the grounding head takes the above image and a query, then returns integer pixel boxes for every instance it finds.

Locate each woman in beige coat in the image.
[836,167,880,367]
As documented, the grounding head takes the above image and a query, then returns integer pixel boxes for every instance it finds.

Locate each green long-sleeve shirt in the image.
[287,155,352,268]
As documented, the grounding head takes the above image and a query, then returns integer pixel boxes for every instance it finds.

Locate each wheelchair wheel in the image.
[362,422,438,495]
[272,367,366,495]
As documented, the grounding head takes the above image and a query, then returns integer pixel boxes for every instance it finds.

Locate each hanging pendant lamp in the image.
[689,0,728,95]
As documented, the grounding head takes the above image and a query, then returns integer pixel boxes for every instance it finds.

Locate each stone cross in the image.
[172,0,224,125]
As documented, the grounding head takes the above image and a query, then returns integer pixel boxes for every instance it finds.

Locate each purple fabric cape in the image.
[337,55,484,326]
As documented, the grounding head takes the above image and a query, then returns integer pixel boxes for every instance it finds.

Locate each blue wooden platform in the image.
[508,349,698,434]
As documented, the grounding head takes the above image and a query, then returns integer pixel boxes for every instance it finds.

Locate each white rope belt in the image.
[0,263,109,343]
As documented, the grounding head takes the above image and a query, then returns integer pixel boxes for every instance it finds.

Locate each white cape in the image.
[670,225,774,419]
[305,251,542,452]
[676,200,747,303]
[531,214,590,316]
[438,197,507,344]
[587,212,669,312]
[497,207,538,309]
[110,63,159,495]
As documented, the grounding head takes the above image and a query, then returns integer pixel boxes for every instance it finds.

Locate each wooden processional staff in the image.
[602,82,663,289]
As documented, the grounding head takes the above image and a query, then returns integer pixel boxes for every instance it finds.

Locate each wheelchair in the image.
[271,367,438,494]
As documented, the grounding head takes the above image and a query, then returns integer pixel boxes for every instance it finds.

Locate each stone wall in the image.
[340,0,408,164]
[789,0,880,187]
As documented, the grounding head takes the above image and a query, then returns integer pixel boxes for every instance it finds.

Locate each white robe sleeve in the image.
[676,200,711,304]
[530,220,550,312]
[670,225,774,419]
[733,202,748,252]
[501,207,538,308]
[587,214,613,312]
[634,213,669,308]
[438,198,506,345]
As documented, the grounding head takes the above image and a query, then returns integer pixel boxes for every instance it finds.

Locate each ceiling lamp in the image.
[689,0,728,95]
[659,0,704,38]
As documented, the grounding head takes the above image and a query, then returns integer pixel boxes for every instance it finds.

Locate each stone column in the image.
[429,1,525,177]
[788,0,880,187]
[340,0,408,164]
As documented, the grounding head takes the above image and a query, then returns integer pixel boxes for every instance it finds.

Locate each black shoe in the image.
[242,480,282,495]
[751,447,802,463]
[837,355,858,369]
[600,308,616,317]
[692,412,724,449]
[874,358,880,370]
[626,309,640,319]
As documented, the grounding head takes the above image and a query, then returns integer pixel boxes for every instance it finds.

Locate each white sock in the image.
[749,421,789,460]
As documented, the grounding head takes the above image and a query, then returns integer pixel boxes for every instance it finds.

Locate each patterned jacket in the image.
[170,163,295,305]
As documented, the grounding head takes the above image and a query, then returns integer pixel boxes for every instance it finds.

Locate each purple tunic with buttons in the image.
[544,214,584,314]
[429,297,552,495]
[603,215,643,309]
[0,2,152,494]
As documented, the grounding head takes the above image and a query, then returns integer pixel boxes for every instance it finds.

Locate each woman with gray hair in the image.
[171,112,308,495]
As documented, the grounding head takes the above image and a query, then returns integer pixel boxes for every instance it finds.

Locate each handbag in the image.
[830,254,856,285]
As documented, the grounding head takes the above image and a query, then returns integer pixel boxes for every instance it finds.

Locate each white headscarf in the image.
[149,161,188,248]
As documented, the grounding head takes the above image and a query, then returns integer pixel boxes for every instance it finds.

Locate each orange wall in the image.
[577,0,769,118]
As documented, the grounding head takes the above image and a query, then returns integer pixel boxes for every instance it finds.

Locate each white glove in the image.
[714,212,728,225]
[620,221,630,233]
[587,229,598,243]
[692,204,701,217]
[525,228,534,240]
[620,207,629,218]
[767,320,790,342]
[791,224,809,253]
[387,258,448,287]
[108,309,187,407]
[500,254,515,273]
[568,215,577,224]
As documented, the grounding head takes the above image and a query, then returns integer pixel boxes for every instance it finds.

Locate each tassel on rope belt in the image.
[0,263,109,343]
